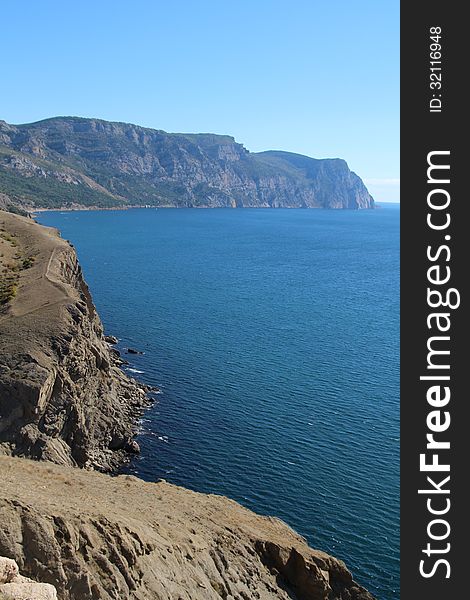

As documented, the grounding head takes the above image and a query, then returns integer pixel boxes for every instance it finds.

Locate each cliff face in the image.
[0,211,150,471]
[0,117,374,210]
[0,457,375,600]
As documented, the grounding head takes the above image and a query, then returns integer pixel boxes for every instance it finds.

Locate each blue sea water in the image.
[38,206,400,599]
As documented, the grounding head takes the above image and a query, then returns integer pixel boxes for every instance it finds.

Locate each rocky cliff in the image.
[0,211,151,471]
[0,117,374,210]
[0,457,375,600]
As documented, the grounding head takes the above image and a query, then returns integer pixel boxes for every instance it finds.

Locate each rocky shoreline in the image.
[0,210,152,471]
[0,210,376,599]
[0,457,375,600]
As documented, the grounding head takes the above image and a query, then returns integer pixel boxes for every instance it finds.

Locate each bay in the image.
[38,205,400,599]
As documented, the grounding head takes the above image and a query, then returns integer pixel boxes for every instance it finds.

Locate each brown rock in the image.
[0,211,150,471]
[0,457,376,600]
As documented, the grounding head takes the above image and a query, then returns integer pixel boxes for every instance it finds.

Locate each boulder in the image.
[0,557,58,600]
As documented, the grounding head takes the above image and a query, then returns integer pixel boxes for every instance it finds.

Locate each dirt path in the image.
[0,211,72,323]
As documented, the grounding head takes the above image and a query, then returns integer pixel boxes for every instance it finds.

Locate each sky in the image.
[0,0,399,202]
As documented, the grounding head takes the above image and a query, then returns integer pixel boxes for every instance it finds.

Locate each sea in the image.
[38,205,400,599]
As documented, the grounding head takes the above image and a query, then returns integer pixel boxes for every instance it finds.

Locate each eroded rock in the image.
[0,457,376,600]
[0,212,151,471]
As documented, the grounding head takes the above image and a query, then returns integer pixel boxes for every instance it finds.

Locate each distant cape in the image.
[0,116,374,210]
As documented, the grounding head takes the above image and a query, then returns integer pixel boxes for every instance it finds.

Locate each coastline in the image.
[0,210,153,471]
[30,204,375,215]
[0,209,377,600]
[1,455,376,600]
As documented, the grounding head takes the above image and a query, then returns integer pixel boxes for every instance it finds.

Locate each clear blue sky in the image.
[1,0,399,202]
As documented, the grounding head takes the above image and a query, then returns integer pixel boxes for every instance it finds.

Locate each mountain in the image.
[0,117,374,210]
